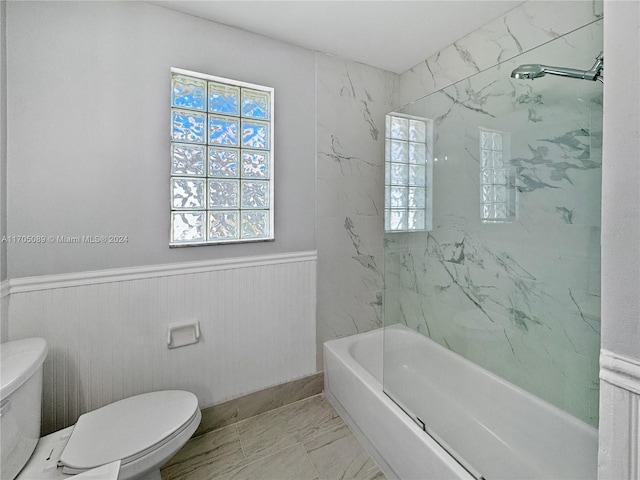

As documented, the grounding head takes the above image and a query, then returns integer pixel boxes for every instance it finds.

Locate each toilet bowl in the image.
[1,338,201,480]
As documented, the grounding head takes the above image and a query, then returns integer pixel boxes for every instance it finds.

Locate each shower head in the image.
[511,52,603,83]
[511,64,546,80]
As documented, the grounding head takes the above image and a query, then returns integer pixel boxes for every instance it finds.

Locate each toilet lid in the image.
[59,390,198,471]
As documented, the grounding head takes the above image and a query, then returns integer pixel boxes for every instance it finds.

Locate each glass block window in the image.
[479,128,516,223]
[170,68,274,245]
[384,113,433,232]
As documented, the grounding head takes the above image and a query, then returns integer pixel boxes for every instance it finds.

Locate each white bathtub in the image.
[323,324,598,480]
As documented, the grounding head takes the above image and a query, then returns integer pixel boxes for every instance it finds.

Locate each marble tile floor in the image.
[161,394,386,480]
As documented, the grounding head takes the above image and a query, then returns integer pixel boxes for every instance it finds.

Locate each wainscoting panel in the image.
[598,349,640,479]
[7,252,317,435]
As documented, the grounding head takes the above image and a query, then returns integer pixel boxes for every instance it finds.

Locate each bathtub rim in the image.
[323,327,473,480]
[324,324,598,480]
[382,323,599,439]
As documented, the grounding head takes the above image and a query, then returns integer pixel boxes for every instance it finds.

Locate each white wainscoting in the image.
[598,349,640,479]
[6,251,317,435]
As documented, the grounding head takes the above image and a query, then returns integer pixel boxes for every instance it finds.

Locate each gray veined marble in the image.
[386,17,602,427]
[316,53,396,368]
[555,206,574,224]
[399,1,603,107]
[345,216,382,276]
[453,42,482,74]
[315,0,603,427]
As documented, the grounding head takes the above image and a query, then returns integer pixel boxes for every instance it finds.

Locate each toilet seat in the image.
[59,390,199,475]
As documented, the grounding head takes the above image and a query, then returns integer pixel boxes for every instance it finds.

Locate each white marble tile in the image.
[316,53,395,368]
[386,17,603,421]
[399,0,603,106]
[318,290,383,340]
[314,0,603,430]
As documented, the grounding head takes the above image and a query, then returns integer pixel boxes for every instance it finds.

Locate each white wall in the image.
[4,1,319,433]
[0,0,6,282]
[6,1,316,279]
[600,1,640,361]
[598,1,640,477]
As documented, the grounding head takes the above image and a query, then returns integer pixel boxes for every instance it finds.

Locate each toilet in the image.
[0,338,201,480]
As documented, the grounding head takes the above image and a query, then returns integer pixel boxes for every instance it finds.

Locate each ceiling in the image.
[149,1,525,74]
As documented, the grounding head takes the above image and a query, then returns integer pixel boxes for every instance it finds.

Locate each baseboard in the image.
[194,372,324,437]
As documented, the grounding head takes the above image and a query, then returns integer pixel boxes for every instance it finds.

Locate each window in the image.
[479,128,516,223]
[170,68,274,246]
[384,113,433,232]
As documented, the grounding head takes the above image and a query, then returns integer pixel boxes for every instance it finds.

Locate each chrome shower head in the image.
[511,64,546,80]
[510,52,603,83]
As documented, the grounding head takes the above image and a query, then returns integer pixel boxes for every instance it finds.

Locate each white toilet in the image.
[1,338,202,480]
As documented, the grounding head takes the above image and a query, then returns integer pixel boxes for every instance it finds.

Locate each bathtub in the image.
[323,324,598,480]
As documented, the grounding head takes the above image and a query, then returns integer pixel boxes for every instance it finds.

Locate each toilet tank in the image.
[1,338,48,480]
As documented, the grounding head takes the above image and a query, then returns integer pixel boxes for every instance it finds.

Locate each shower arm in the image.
[540,53,604,82]
[511,52,604,83]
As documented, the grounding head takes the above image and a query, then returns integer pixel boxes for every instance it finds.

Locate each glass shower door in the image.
[383,19,602,479]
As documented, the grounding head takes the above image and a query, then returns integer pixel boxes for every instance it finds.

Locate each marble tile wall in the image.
[314,3,604,386]
[400,0,604,107]
[315,3,604,406]
[385,19,603,425]
[315,54,398,369]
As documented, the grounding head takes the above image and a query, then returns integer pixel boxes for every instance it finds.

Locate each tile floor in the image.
[161,394,386,480]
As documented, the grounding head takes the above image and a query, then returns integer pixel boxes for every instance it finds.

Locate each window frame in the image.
[169,67,275,247]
